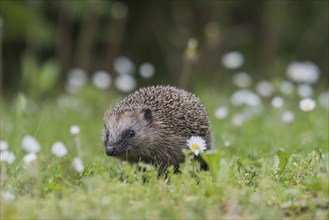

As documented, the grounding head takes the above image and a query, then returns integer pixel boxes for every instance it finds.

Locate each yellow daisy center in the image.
[304,103,311,110]
[191,143,199,150]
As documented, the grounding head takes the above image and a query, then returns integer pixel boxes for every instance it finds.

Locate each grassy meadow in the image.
[1,83,328,219]
[1,1,328,219]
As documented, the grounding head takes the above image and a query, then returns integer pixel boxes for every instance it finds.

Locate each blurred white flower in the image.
[222,51,244,69]
[21,135,40,153]
[66,68,88,93]
[70,125,80,135]
[1,190,15,201]
[271,96,284,108]
[114,56,135,75]
[297,84,313,98]
[318,90,329,109]
[280,81,294,95]
[286,61,320,84]
[232,114,245,127]
[231,89,261,106]
[256,81,274,97]
[72,157,84,173]
[186,136,207,156]
[224,140,231,147]
[214,106,228,119]
[299,98,316,112]
[92,71,111,89]
[0,151,15,164]
[23,153,37,164]
[111,1,128,19]
[0,140,8,151]
[51,142,68,158]
[232,72,252,88]
[242,106,264,119]
[115,74,136,92]
[57,95,82,110]
[281,111,295,124]
[139,63,155,78]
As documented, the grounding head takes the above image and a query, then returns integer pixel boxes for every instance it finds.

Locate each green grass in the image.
[1,86,328,219]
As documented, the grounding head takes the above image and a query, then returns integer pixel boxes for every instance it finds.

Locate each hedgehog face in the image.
[103,107,154,162]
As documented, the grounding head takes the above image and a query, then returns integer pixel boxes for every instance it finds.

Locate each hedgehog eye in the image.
[104,131,110,146]
[127,129,135,138]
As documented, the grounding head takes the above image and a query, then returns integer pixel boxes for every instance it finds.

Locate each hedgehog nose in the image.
[106,147,116,156]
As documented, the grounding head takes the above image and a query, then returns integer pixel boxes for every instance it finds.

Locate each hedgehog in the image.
[103,85,211,172]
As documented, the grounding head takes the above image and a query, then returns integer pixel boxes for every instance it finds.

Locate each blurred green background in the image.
[1,0,328,96]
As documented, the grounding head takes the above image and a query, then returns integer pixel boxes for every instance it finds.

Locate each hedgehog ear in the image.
[141,108,152,124]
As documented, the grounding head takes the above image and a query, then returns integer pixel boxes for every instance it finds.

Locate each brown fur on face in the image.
[103,86,212,169]
[103,107,155,162]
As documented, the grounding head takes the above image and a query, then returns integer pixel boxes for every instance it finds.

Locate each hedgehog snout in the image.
[105,146,116,156]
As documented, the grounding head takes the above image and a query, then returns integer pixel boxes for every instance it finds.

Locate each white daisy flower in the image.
[0,151,15,164]
[66,68,88,93]
[224,140,231,147]
[232,72,252,88]
[186,136,207,156]
[232,114,245,127]
[286,61,320,84]
[70,125,80,135]
[256,81,274,97]
[115,74,136,92]
[113,56,135,75]
[281,111,295,124]
[280,81,294,95]
[299,98,316,112]
[297,84,313,98]
[21,135,40,153]
[139,63,155,78]
[271,96,284,108]
[23,153,37,164]
[221,51,244,69]
[51,142,68,157]
[72,157,84,173]
[92,70,111,89]
[231,89,261,107]
[214,106,228,119]
[0,140,8,151]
